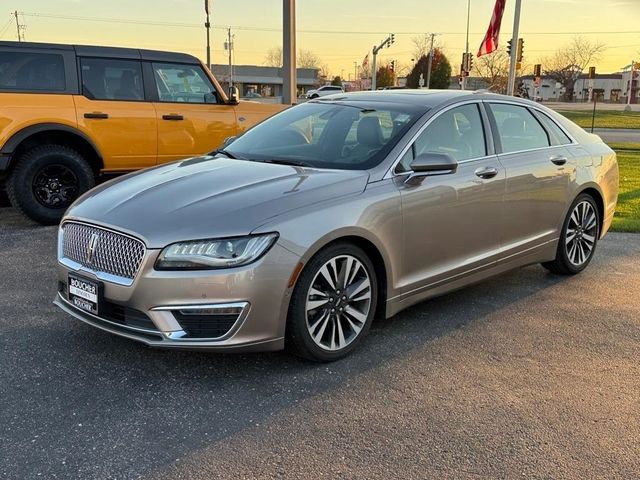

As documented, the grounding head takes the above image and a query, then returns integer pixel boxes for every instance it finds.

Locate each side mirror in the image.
[228,86,239,105]
[405,152,457,185]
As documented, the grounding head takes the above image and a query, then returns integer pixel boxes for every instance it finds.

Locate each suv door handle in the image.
[162,114,184,121]
[474,166,499,179]
[550,155,567,166]
[84,112,109,119]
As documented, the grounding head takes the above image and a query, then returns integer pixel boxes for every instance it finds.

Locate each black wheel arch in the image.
[0,123,104,175]
[576,186,605,238]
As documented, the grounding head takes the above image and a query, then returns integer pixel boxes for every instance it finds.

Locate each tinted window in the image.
[397,104,486,172]
[152,63,216,103]
[536,111,572,145]
[226,102,419,170]
[490,103,550,153]
[81,58,144,101]
[0,52,65,91]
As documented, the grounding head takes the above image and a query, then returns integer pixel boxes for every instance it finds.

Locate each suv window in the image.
[0,52,65,91]
[152,63,217,104]
[535,111,572,146]
[397,104,486,172]
[490,103,550,153]
[80,58,144,101]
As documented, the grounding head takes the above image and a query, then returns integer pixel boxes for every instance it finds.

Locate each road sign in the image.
[533,77,541,88]
[419,73,425,88]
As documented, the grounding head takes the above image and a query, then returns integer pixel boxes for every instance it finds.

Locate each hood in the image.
[66,156,369,248]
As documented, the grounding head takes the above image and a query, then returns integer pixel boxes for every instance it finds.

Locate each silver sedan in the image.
[54,90,619,361]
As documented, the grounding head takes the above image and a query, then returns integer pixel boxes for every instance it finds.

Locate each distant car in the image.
[305,85,344,99]
[55,90,618,362]
[243,91,262,99]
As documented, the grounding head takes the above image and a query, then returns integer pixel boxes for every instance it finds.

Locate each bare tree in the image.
[263,47,321,69]
[411,34,430,61]
[473,50,510,94]
[542,36,605,101]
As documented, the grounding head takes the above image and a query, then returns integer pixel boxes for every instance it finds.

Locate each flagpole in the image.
[506,0,522,96]
[462,0,471,90]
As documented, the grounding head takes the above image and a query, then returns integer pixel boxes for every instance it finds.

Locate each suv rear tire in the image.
[7,144,95,225]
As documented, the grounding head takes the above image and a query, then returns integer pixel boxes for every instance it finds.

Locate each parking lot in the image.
[1,207,639,479]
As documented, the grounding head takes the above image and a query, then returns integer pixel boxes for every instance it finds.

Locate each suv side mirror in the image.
[228,86,239,105]
[406,152,457,185]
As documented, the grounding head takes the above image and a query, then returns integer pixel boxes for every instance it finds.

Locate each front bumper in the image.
[54,242,300,351]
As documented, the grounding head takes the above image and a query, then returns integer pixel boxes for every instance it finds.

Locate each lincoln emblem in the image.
[86,233,99,264]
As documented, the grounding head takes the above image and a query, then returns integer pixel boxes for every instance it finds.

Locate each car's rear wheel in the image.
[542,193,600,275]
[286,243,377,362]
[6,144,95,225]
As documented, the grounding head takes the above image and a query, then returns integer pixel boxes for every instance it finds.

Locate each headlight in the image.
[155,233,278,270]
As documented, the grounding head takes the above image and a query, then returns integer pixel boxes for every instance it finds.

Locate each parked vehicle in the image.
[0,41,284,224]
[305,85,344,99]
[54,90,618,361]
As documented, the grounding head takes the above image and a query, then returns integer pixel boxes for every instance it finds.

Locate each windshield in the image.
[225,102,422,170]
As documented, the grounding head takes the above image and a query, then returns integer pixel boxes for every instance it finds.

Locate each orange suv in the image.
[0,41,284,224]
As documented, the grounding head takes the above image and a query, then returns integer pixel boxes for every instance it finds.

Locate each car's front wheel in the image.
[542,193,600,275]
[286,243,377,362]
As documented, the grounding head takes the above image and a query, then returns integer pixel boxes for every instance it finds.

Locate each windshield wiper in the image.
[210,148,245,160]
[263,158,313,167]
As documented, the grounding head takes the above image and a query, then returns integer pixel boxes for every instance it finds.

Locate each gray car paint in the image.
[55,90,619,351]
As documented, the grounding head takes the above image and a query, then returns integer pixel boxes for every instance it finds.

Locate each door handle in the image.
[474,166,499,179]
[550,155,567,166]
[84,112,109,119]
[162,114,184,121]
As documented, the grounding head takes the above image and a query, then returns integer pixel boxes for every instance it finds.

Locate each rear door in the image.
[396,102,506,292]
[149,62,237,163]
[486,102,573,258]
[74,57,157,172]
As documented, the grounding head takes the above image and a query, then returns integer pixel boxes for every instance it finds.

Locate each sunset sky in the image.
[2,0,639,77]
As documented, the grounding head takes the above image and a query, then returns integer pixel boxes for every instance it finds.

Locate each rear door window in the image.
[0,52,66,91]
[80,58,144,101]
[535,111,573,146]
[489,103,550,153]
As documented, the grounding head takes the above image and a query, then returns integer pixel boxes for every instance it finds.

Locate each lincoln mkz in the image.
[54,90,618,361]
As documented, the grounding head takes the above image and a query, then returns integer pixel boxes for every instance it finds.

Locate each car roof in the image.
[316,89,544,111]
[0,40,200,65]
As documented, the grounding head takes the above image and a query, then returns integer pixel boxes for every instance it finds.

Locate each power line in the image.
[18,12,640,36]
[0,16,13,38]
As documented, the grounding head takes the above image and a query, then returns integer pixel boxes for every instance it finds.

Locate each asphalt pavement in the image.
[589,128,640,143]
[1,207,639,479]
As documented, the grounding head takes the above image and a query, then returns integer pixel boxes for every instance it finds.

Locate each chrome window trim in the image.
[483,99,579,146]
[57,221,148,287]
[384,99,488,179]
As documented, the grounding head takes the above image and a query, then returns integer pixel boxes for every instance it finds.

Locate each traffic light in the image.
[516,38,524,62]
[588,66,596,79]
[534,64,542,77]
[461,53,473,73]
[389,60,395,73]
[507,39,513,56]
[467,53,473,72]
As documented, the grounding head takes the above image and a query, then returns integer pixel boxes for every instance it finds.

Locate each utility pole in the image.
[14,11,25,42]
[506,0,522,96]
[282,0,297,105]
[204,1,211,70]
[225,28,234,90]
[626,60,636,112]
[461,0,471,90]
[426,33,437,89]
[371,34,395,90]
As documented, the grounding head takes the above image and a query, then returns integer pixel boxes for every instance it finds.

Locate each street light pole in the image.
[371,34,395,91]
[426,33,436,89]
[506,0,522,96]
[204,1,211,70]
[283,0,297,104]
[461,0,470,90]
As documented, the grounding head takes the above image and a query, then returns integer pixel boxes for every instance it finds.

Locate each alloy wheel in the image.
[305,254,372,352]
[565,200,598,266]
[32,164,79,208]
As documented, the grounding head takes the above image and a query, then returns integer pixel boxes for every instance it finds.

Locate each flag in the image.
[477,0,506,57]
[362,53,369,70]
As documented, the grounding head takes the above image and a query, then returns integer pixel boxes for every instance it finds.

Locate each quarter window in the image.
[490,103,550,153]
[535,111,573,145]
[152,63,217,104]
[81,58,144,101]
[0,52,65,92]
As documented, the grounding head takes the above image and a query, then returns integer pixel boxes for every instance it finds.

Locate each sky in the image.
[1,0,638,77]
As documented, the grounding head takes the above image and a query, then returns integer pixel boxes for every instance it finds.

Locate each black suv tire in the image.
[7,144,95,225]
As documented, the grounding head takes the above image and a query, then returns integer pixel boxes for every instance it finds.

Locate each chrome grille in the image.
[62,222,146,280]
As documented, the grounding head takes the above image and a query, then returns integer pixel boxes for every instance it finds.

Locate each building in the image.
[211,64,319,101]
[521,72,638,103]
